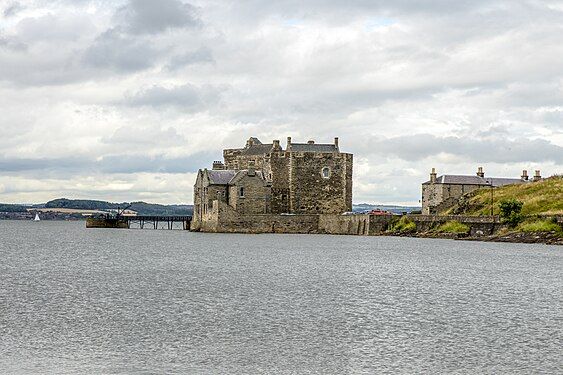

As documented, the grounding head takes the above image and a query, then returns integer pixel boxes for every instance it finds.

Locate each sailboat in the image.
[34,213,40,221]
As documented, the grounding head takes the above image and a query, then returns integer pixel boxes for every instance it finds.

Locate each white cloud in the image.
[0,0,562,204]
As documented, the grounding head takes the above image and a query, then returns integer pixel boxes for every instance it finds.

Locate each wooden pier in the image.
[87,215,191,230]
[125,216,191,230]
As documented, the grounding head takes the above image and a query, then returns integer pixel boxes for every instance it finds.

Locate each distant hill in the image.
[0,203,29,212]
[446,175,563,216]
[3,198,420,216]
[45,198,193,216]
[353,203,421,214]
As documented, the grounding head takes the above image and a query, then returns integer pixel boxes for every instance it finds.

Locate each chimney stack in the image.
[534,170,541,182]
[334,137,339,149]
[430,167,437,183]
[521,170,528,181]
[287,136,292,150]
[247,161,256,177]
[272,139,281,150]
[477,166,484,178]
[212,161,225,170]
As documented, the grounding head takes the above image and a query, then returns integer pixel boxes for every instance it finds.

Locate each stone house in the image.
[421,167,540,215]
[192,166,271,223]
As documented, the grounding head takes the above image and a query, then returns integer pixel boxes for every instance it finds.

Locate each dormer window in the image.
[321,167,330,179]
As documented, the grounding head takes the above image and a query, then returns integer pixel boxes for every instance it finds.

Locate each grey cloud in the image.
[82,29,158,72]
[101,126,187,146]
[363,134,563,163]
[0,156,90,173]
[96,153,214,174]
[166,47,214,71]
[124,83,222,109]
[0,36,27,51]
[116,0,201,34]
[0,152,217,175]
[502,82,563,108]
[3,2,24,17]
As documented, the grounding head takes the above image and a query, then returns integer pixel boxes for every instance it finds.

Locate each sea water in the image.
[0,220,561,374]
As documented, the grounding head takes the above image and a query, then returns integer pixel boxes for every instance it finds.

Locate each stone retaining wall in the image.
[193,205,560,237]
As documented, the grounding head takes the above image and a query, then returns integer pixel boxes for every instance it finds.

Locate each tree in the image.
[499,199,523,227]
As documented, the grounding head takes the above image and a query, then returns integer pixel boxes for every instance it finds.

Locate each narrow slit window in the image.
[239,187,245,197]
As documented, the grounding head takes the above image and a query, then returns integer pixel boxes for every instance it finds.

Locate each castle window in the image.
[321,167,330,179]
[239,187,245,197]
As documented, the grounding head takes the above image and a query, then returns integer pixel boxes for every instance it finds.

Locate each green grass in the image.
[517,220,562,235]
[446,176,563,216]
[388,216,416,233]
[435,221,470,234]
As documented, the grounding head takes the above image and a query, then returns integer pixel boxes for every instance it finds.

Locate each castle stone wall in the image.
[289,152,352,214]
[192,200,319,234]
[269,152,290,213]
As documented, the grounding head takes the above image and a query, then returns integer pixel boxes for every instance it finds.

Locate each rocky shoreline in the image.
[393,231,562,245]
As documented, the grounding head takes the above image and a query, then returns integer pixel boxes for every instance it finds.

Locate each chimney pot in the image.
[334,137,339,148]
[477,166,484,178]
[430,167,437,183]
[212,161,225,170]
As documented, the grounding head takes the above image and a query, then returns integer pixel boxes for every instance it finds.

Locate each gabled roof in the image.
[229,170,266,185]
[206,169,237,185]
[248,137,262,145]
[241,143,277,155]
[423,174,526,186]
[289,143,338,153]
[204,169,267,185]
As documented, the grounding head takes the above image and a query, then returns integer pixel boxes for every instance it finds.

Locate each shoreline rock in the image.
[385,231,562,245]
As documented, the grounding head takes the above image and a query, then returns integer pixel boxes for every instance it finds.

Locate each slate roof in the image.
[289,143,338,153]
[206,169,268,185]
[206,170,237,185]
[241,143,276,155]
[229,170,266,184]
[423,174,526,186]
[487,177,527,187]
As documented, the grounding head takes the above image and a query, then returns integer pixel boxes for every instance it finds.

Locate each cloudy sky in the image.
[1,0,562,205]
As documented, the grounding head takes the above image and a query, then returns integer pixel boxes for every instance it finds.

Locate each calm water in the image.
[0,221,561,374]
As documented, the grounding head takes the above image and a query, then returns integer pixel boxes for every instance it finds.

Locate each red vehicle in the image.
[368,209,393,216]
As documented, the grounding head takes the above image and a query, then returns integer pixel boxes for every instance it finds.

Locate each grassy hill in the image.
[447,176,563,216]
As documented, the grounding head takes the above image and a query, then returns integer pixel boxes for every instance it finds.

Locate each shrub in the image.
[499,199,524,227]
[518,220,562,235]
[436,221,470,234]
[389,216,416,233]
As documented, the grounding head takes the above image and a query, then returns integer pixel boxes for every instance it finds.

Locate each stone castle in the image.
[192,137,353,232]
[422,167,541,215]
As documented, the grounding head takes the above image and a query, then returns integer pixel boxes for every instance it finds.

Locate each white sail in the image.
[34,213,40,221]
